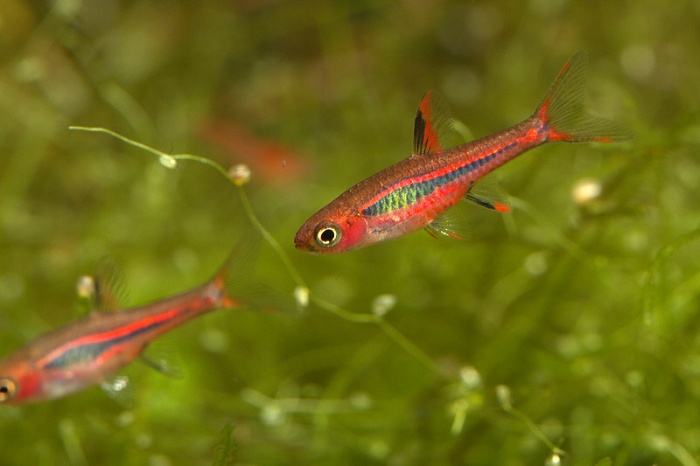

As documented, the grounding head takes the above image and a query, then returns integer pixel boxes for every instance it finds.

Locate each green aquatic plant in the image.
[69,125,569,463]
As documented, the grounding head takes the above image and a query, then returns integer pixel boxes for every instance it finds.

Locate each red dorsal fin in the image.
[413,90,459,155]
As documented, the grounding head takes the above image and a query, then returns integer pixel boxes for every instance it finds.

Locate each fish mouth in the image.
[293,235,304,250]
[293,229,311,251]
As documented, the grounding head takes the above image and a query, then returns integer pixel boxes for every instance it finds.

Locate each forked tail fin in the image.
[217,230,299,314]
[537,51,633,143]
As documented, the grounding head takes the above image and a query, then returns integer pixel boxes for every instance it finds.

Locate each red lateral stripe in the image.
[87,309,180,344]
[38,305,194,368]
[361,120,550,215]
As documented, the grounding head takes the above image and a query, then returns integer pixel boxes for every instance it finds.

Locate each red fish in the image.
[199,118,310,185]
[294,52,631,254]
[0,265,236,405]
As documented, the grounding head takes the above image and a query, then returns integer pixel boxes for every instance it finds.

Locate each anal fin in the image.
[463,175,511,213]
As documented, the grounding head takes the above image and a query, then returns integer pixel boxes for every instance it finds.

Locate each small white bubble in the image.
[110,375,130,392]
[545,453,562,466]
[229,164,252,186]
[459,366,482,388]
[371,294,397,316]
[572,178,602,205]
[496,384,512,410]
[76,275,96,299]
[294,286,309,308]
[159,155,177,169]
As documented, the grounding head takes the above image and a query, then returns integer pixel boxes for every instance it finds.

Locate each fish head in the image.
[0,360,42,405]
[294,207,371,255]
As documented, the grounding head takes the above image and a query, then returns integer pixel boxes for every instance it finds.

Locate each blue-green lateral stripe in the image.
[362,152,500,216]
[43,321,163,369]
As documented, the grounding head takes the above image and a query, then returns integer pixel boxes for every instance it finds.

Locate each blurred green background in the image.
[0,0,698,465]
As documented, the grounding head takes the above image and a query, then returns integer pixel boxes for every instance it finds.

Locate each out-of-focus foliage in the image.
[0,0,698,465]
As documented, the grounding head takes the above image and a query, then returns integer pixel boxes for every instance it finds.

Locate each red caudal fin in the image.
[536,51,633,143]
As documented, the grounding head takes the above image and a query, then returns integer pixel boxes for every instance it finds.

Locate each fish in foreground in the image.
[0,263,237,405]
[295,51,632,254]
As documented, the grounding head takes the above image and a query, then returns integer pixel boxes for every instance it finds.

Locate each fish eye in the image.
[0,377,17,402]
[315,223,342,248]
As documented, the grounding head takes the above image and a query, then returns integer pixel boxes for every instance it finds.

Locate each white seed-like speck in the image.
[229,164,252,186]
[371,294,397,316]
[496,384,512,410]
[76,275,96,299]
[159,155,177,169]
[294,286,309,308]
[572,178,602,205]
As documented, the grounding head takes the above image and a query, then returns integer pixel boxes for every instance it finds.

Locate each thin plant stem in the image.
[69,125,442,376]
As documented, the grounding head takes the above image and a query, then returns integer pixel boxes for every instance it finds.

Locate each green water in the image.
[0,1,697,465]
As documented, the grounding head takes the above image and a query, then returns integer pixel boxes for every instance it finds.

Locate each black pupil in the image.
[0,386,7,393]
[320,228,336,244]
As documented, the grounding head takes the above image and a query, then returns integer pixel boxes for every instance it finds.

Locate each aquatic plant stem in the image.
[68,126,442,376]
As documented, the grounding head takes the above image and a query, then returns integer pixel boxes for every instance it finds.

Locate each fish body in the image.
[294,52,631,254]
[0,269,234,405]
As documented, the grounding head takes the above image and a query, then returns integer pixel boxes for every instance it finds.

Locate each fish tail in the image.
[211,266,238,309]
[536,51,633,143]
[217,232,275,312]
